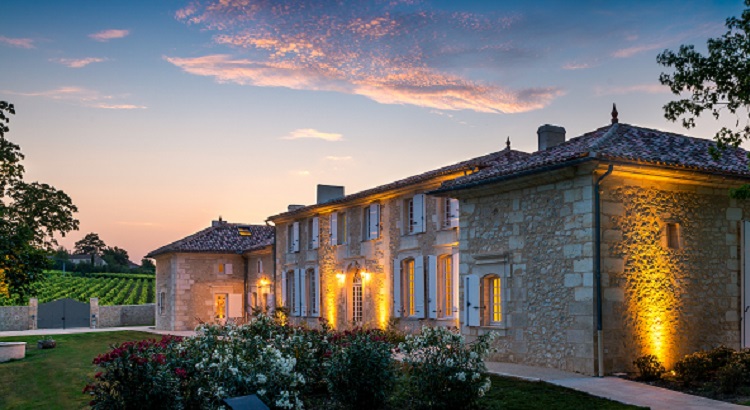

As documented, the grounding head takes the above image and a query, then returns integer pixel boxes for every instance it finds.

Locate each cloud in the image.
[611,41,668,59]
[89,29,130,42]
[51,57,107,68]
[3,86,146,109]
[594,84,668,96]
[325,155,353,161]
[0,36,34,49]
[168,1,564,114]
[561,61,593,70]
[281,128,343,142]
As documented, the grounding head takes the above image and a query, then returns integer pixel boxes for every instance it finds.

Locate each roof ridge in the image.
[588,123,621,155]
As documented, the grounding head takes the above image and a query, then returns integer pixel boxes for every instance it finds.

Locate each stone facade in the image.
[155,249,274,331]
[0,305,33,331]
[99,304,156,327]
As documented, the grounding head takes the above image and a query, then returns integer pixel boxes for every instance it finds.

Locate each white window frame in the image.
[363,203,380,241]
[443,198,459,229]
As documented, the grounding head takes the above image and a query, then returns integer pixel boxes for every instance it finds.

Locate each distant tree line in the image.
[51,232,155,274]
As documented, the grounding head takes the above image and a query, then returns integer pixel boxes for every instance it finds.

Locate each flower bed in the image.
[83,315,496,409]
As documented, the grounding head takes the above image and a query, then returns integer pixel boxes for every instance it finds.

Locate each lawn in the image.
[0,331,644,410]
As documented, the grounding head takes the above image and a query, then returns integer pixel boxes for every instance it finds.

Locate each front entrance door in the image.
[742,221,750,348]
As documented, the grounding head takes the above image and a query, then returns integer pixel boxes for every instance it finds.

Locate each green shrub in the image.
[325,331,395,409]
[395,326,496,410]
[633,354,665,381]
[674,345,734,386]
[717,350,750,394]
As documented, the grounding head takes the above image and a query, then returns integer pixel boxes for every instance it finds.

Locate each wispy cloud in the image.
[281,128,343,142]
[51,57,107,68]
[561,61,593,70]
[325,155,352,161]
[89,29,130,42]
[611,41,668,59]
[595,84,668,96]
[3,86,146,109]
[168,1,564,114]
[0,36,34,49]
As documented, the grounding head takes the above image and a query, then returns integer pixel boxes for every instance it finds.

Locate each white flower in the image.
[257,374,267,384]
[456,372,466,381]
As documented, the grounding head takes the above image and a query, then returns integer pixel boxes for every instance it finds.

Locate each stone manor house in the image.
[149,113,750,375]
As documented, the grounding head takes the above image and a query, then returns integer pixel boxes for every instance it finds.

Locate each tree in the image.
[657,1,750,154]
[74,233,106,265]
[0,101,79,302]
[102,246,129,268]
[140,258,155,273]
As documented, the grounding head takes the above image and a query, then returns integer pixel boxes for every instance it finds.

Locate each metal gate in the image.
[37,298,90,329]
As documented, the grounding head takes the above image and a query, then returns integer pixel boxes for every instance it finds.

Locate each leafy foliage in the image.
[0,101,78,302]
[74,233,106,265]
[633,354,666,381]
[673,345,735,386]
[657,0,750,154]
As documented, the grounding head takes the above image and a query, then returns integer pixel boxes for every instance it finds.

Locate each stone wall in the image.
[457,167,596,375]
[0,305,32,331]
[600,172,746,372]
[245,248,275,313]
[99,304,155,327]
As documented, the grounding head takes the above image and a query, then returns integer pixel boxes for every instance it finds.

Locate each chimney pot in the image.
[537,124,566,151]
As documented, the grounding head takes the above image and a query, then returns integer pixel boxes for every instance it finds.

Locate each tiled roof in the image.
[436,123,750,192]
[269,147,531,220]
[146,221,274,258]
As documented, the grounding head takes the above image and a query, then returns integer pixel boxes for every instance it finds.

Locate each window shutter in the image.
[292,222,300,252]
[281,271,288,307]
[300,269,308,316]
[451,252,460,317]
[330,213,338,245]
[393,259,401,318]
[311,217,319,249]
[369,203,380,239]
[413,194,425,233]
[465,274,480,327]
[225,263,233,275]
[449,198,460,228]
[414,256,425,318]
[312,267,320,317]
[228,294,243,318]
[427,255,437,319]
[293,268,302,316]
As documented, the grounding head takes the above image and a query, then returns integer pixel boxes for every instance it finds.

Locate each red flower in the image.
[174,367,188,378]
[94,372,103,379]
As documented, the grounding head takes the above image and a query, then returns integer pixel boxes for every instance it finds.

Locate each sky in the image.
[0,0,746,262]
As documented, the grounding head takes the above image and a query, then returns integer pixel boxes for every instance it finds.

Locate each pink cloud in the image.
[3,86,146,109]
[89,29,130,42]
[51,57,107,68]
[0,36,34,49]
[282,128,343,142]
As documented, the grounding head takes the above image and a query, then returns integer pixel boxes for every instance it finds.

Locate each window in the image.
[256,259,263,274]
[666,223,680,249]
[238,226,252,236]
[338,212,347,245]
[308,217,319,250]
[214,293,228,319]
[288,222,300,253]
[158,291,166,315]
[405,194,425,234]
[438,255,453,318]
[352,270,363,324]
[305,268,320,317]
[363,203,380,240]
[218,263,233,275]
[481,275,502,326]
[402,258,415,316]
[443,198,459,229]
[285,270,295,314]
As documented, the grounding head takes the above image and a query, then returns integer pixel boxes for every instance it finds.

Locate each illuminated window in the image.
[352,271,363,324]
[238,226,252,236]
[401,258,415,316]
[666,223,680,249]
[438,255,453,318]
[481,275,502,326]
[214,293,227,319]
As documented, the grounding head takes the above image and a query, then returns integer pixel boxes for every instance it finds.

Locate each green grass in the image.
[0,331,645,410]
[0,331,155,410]
[479,374,647,409]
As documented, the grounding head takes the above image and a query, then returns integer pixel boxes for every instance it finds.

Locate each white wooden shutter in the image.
[312,267,320,317]
[300,269,308,316]
[293,268,302,316]
[413,194,425,233]
[414,256,425,318]
[228,294,243,318]
[449,198,460,228]
[330,213,338,245]
[281,271,288,307]
[311,217,319,249]
[292,222,300,252]
[427,255,437,319]
[465,274,480,327]
[369,203,380,239]
[451,252,460,317]
[393,259,401,318]
[225,263,233,275]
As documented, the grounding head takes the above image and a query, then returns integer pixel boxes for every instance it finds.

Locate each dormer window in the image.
[238,226,252,236]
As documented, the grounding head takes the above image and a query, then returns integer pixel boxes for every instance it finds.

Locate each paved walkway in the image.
[486,362,747,410]
[0,326,196,338]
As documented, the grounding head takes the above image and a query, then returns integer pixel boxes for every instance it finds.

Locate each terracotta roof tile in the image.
[146,222,274,258]
[437,123,750,192]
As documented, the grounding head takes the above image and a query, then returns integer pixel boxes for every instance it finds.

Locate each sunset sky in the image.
[0,0,745,262]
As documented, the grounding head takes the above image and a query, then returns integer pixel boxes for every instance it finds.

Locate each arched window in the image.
[352,270,363,325]
[481,274,502,326]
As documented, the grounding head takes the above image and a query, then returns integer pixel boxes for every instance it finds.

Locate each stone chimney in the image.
[212,217,225,227]
[537,124,566,151]
[288,205,305,212]
[317,184,345,204]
